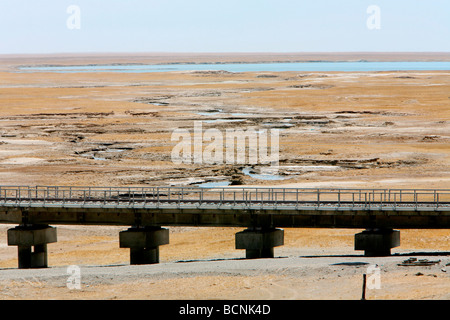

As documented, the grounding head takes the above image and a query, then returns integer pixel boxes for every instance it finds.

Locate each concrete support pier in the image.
[355,228,400,256]
[235,228,284,259]
[119,227,169,265]
[7,225,57,269]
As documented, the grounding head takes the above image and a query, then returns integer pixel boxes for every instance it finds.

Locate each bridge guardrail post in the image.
[248,190,251,208]
[414,190,417,210]
[380,190,383,210]
[156,188,159,207]
[436,192,439,209]
[261,189,264,209]
[394,193,397,210]
[338,189,341,208]
[434,190,436,205]
[364,192,367,209]
[143,187,147,207]
[317,189,320,208]
[352,192,355,209]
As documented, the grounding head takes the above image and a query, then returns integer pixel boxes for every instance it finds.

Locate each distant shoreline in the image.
[15,61,450,74]
[2,52,450,62]
[1,52,450,72]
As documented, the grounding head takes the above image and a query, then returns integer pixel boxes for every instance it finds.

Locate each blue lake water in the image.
[19,61,450,73]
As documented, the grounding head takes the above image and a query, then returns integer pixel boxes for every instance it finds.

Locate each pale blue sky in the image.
[0,0,449,54]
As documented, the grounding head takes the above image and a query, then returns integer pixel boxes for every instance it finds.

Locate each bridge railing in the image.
[0,186,449,210]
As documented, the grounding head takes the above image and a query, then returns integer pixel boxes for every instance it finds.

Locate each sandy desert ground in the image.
[0,53,449,300]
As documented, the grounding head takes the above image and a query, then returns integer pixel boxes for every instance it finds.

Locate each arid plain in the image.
[0,53,449,299]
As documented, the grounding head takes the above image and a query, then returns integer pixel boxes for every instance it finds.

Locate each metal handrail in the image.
[0,185,449,210]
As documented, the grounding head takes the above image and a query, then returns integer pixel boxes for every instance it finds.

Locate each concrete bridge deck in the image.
[0,186,449,268]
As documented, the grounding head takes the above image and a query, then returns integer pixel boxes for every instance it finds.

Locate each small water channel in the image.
[196,181,232,188]
[20,61,450,73]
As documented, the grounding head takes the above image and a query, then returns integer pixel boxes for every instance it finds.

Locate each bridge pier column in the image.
[355,228,400,256]
[235,228,284,259]
[7,225,57,269]
[119,227,169,265]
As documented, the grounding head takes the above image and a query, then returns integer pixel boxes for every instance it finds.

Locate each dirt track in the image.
[0,224,449,300]
[0,253,449,300]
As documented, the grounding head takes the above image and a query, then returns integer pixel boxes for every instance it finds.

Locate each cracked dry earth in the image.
[0,54,449,299]
[0,67,449,189]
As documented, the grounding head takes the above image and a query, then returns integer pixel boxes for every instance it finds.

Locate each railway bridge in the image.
[0,186,449,268]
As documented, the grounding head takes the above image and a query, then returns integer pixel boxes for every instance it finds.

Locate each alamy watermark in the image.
[171,121,280,172]
[366,5,381,30]
[366,264,381,290]
[66,265,81,290]
[66,5,81,30]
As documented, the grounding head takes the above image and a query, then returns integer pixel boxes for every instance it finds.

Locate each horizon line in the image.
[2,51,450,57]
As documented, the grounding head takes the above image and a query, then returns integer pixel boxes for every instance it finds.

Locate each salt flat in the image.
[0,53,449,299]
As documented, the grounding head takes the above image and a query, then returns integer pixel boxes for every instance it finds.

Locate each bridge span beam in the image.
[119,227,169,265]
[7,225,57,269]
[235,228,284,259]
[355,228,400,256]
